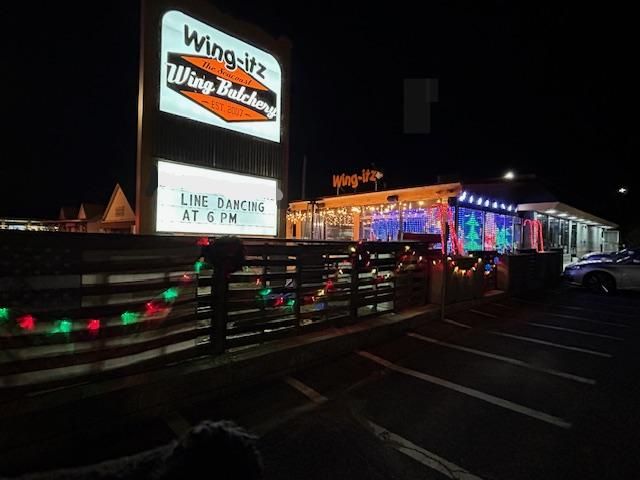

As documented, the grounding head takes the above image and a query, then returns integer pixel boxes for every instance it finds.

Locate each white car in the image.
[563,249,640,293]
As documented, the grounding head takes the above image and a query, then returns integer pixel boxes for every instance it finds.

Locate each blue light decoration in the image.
[454,192,517,253]
[371,212,401,240]
[495,214,514,253]
[372,206,445,240]
[457,207,484,252]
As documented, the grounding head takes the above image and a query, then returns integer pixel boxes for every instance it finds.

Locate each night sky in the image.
[2,2,637,233]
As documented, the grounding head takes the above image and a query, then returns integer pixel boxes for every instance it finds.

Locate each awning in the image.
[517,202,617,228]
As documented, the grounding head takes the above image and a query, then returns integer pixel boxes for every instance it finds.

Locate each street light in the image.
[504,171,515,180]
[618,186,628,194]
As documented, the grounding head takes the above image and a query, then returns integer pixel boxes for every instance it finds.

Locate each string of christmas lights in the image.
[0,270,198,337]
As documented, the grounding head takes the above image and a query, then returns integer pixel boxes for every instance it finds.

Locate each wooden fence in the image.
[0,232,436,397]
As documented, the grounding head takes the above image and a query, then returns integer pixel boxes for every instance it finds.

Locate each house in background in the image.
[100,184,136,233]
[78,203,105,233]
[2,184,136,234]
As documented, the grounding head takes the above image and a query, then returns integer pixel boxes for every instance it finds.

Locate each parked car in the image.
[579,251,616,262]
[564,248,640,293]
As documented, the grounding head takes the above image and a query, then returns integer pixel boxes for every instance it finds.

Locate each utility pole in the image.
[301,154,307,200]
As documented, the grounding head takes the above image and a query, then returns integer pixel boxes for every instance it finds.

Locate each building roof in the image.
[78,203,105,221]
[59,206,79,220]
[289,182,462,210]
[102,184,136,224]
[517,202,618,229]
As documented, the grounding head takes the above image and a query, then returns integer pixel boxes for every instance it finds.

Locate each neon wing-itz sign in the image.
[332,169,383,191]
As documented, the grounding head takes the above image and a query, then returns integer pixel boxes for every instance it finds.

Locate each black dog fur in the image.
[3,420,262,480]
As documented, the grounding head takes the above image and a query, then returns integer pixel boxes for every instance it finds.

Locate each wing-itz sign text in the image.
[160,11,282,142]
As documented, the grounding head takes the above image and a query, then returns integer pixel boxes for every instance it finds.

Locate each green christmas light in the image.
[162,287,180,303]
[286,298,296,307]
[121,311,140,325]
[464,212,482,251]
[194,260,207,273]
[258,288,272,297]
[0,307,9,322]
[51,318,73,334]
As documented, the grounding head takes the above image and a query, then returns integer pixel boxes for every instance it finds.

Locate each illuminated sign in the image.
[160,11,282,142]
[332,169,383,190]
[156,160,278,236]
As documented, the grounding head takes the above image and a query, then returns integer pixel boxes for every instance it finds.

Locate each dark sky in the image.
[2,2,637,230]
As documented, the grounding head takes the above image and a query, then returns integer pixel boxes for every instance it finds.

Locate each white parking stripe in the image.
[513,298,636,319]
[492,303,514,309]
[489,331,612,358]
[284,376,328,404]
[358,351,572,429]
[444,318,472,329]
[527,322,624,341]
[366,419,485,479]
[407,333,596,385]
[469,309,498,319]
[547,312,629,328]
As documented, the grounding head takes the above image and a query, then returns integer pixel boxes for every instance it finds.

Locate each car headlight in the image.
[565,265,581,271]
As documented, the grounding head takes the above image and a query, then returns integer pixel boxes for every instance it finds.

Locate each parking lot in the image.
[13,285,640,479]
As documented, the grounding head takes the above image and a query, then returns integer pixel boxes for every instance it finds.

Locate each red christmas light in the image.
[273,296,285,307]
[325,279,335,292]
[145,301,165,315]
[87,319,101,332]
[197,237,210,246]
[18,315,35,331]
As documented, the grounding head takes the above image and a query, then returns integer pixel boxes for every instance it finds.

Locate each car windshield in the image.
[612,249,638,264]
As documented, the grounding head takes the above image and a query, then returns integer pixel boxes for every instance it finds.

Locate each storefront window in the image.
[457,207,484,252]
[560,219,569,253]
[496,214,515,253]
[325,224,353,240]
[484,212,497,251]
[548,216,561,248]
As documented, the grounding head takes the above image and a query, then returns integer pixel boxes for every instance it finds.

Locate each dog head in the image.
[161,420,262,480]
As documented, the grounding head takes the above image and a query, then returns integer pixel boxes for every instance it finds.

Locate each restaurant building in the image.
[287,177,619,264]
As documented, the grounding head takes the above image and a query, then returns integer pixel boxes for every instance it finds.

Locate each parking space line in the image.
[513,298,636,319]
[407,332,596,385]
[469,309,498,319]
[358,351,572,429]
[527,322,624,341]
[547,312,630,328]
[365,419,485,479]
[492,303,514,309]
[489,331,612,358]
[284,376,328,404]
[444,318,472,329]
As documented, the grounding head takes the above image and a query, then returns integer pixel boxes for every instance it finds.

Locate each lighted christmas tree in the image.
[465,213,482,251]
[496,225,508,252]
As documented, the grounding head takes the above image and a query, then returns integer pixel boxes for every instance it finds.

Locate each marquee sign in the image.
[160,10,282,142]
[156,160,278,235]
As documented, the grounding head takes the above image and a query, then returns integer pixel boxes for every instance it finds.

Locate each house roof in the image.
[78,203,105,220]
[59,206,79,220]
[102,184,136,223]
